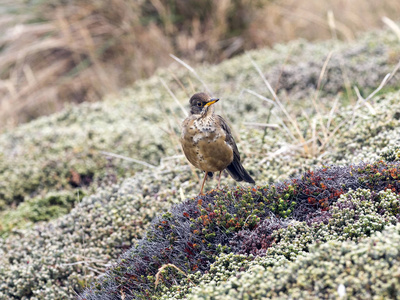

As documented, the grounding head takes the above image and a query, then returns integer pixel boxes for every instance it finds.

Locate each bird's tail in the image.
[226,160,255,184]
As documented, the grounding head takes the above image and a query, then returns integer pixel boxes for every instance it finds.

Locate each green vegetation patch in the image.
[0,190,82,236]
[0,167,182,300]
[162,188,400,299]
[0,26,399,223]
[79,161,400,299]
[187,212,400,299]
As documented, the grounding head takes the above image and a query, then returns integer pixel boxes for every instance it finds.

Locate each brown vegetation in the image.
[0,0,399,130]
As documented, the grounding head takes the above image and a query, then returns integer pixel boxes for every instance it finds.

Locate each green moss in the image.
[162,189,400,299]
[187,222,400,299]
[80,158,400,299]
[0,190,84,237]
[0,172,178,299]
[381,146,400,162]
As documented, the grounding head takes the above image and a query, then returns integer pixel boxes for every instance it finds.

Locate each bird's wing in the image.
[217,115,240,161]
[217,115,255,184]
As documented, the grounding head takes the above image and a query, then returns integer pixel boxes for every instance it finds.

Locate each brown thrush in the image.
[180,92,255,195]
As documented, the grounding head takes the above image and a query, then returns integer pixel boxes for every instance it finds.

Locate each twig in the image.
[243,88,296,142]
[243,208,255,226]
[382,16,400,41]
[387,59,400,83]
[60,260,105,266]
[326,96,339,131]
[312,50,333,140]
[247,54,278,101]
[179,187,186,202]
[351,60,400,126]
[100,151,157,168]
[243,122,280,129]
[327,10,338,40]
[363,73,391,103]
[160,154,185,163]
[247,53,308,153]
[86,266,105,274]
[77,190,88,286]
[242,88,275,105]
[353,86,375,114]
[159,77,188,117]
[319,118,348,150]
[169,54,212,94]
[316,51,333,93]
[327,10,354,103]
[311,118,317,157]
[155,263,191,289]
[169,70,189,96]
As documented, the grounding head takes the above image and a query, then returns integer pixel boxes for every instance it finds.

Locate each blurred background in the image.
[0,0,399,131]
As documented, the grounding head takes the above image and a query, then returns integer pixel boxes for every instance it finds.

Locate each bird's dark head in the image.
[189,92,219,115]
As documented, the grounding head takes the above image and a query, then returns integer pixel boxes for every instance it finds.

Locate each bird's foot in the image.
[207,188,221,194]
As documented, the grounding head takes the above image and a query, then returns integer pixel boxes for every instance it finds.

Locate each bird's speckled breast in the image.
[181,115,234,172]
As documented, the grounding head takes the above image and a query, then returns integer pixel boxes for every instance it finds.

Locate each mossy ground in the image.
[161,189,400,299]
[0,26,400,299]
[79,161,400,299]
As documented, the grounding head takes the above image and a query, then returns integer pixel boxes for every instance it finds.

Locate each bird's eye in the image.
[197,102,202,107]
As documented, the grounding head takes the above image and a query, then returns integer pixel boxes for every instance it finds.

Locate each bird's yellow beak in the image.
[204,98,219,107]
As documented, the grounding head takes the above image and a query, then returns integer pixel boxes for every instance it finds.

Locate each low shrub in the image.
[163,188,400,299]
[79,160,400,299]
[188,221,400,299]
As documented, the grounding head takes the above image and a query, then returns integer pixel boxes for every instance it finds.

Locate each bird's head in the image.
[189,92,219,115]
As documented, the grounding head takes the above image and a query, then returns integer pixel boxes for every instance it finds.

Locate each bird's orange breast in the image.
[181,117,233,172]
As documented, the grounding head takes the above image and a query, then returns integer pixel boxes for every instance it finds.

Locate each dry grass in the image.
[0,0,399,130]
[244,52,400,159]
[154,263,189,290]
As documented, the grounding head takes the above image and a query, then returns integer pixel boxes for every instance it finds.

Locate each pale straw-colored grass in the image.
[0,0,399,131]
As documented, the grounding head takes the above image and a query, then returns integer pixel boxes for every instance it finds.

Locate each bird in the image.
[180,92,255,195]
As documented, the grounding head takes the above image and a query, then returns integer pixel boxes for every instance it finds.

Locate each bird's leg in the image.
[217,171,222,189]
[199,171,208,195]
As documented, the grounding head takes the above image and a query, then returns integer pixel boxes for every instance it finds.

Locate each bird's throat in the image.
[200,104,215,119]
